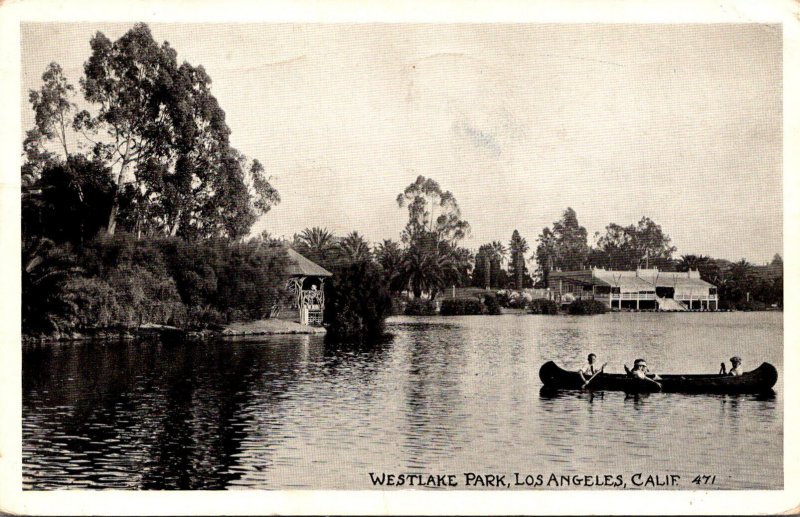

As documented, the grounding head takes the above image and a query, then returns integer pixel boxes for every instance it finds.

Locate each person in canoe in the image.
[624,359,662,389]
[719,356,743,376]
[579,353,605,382]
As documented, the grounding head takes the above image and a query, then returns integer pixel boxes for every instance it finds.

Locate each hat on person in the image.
[730,356,742,364]
[634,358,647,368]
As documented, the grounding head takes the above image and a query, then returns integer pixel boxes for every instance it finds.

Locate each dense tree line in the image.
[23,234,290,336]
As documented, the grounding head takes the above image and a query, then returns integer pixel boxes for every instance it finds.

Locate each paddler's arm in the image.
[645,376,662,389]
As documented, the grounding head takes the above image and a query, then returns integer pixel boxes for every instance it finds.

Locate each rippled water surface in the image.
[23,312,782,489]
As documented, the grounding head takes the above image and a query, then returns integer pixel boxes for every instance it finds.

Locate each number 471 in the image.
[692,475,716,485]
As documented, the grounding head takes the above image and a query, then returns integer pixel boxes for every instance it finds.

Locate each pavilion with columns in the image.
[548,268,718,311]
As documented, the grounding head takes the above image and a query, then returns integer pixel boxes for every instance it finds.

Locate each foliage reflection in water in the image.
[23,312,782,490]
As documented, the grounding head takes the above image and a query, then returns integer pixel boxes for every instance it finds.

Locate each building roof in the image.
[655,276,714,289]
[549,267,716,289]
[592,270,655,291]
[285,247,333,277]
[547,270,594,286]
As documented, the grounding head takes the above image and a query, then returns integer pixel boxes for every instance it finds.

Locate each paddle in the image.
[582,362,608,389]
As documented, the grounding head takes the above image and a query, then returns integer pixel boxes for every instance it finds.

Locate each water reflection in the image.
[622,392,651,409]
[23,312,783,490]
[400,327,468,469]
[23,338,332,489]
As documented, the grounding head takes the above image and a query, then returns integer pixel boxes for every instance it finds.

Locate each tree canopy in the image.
[396,175,470,244]
[534,208,588,285]
[593,217,676,270]
[24,23,278,243]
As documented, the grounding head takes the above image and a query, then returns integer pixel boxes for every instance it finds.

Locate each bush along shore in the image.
[22,232,395,344]
[23,235,292,342]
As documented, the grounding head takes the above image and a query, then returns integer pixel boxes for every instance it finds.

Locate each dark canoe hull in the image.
[538,361,778,394]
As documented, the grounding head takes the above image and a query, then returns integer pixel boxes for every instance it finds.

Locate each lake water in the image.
[22,312,782,490]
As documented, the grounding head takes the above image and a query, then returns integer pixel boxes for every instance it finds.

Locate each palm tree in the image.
[294,226,337,264]
[476,243,493,289]
[676,254,721,284]
[397,233,456,299]
[375,239,405,292]
[22,237,82,334]
[723,259,755,304]
[677,254,703,271]
[491,241,507,266]
[509,230,529,290]
[338,231,372,263]
[447,245,474,288]
[488,241,507,289]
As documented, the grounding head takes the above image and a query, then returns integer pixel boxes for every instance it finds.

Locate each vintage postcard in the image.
[1,0,798,514]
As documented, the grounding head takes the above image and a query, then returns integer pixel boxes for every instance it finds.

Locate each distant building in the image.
[548,268,718,311]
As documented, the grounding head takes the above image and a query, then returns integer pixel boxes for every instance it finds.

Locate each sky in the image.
[20,23,783,264]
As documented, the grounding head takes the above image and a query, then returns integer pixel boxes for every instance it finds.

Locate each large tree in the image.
[395,176,470,297]
[534,208,588,286]
[552,207,589,270]
[66,23,278,239]
[26,63,79,180]
[22,155,115,246]
[721,259,756,305]
[593,216,676,270]
[396,175,470,244]
[396,232,457,299]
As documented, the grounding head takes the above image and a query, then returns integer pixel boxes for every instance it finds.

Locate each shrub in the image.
[567,299,608,315]
[22,238,83,335]
[404,298,438,315]
[325,260,392,339]
[482,293,501,315]
[735,300,768,312]
[106,263,187,326]
[529,298,559,315]
[495,290,511,307]
[440,297,483,315]
[507,295,528,309]
[389,295,407,315]
[186,305,225,329]
[78,234,289,326]
[62,276,121,329]
[213,240,289,321]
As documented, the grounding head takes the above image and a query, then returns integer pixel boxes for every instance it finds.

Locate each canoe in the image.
[538,361,778,394]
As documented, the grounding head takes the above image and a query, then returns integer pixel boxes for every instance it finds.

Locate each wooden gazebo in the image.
[284,248,333,325]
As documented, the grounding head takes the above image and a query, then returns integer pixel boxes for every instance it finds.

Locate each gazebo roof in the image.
[285,247,333,277]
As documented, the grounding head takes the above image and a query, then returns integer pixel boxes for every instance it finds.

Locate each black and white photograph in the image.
[2,0,798,514]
